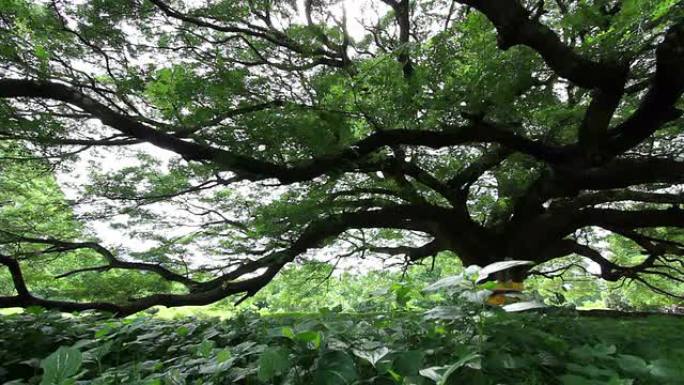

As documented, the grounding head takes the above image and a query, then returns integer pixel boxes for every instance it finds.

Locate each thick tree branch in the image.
[369,239,443,261]
[606,21,684,156]
[551,190,684,210]
[381,0,413,78]
[575,208,684,233]
[0,79,569,183]
[551,158,684,195]
[447,146,513,190]
[0,254,30,297]
[0,79,292,180]
[578,87,625,160]
[457,0,626,90]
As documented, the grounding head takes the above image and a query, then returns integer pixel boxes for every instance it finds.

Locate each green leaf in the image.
[423,275,465,292]
[216,349,232,362]
[419,366,447,382]
[566,363,618,378]
[352,346,390,367]
[424,306,463,320]
[313,351,358,385]
[196,340,215,358]
[175,325,190,336]
[616,354,648,375]
[34,44,48,60]
[281,326,296,339]
[39,346,82,385]
[438,352,480,385]
[558,374,598,385]
[651,0,677,20]
[393,350,424,377]
[649,358,684,380]
[570,344,617,362]
[257,347,291,381]
[25,306,46,315]
[94,325,114,339]
[295,330,322,349]
[90,341,113,361]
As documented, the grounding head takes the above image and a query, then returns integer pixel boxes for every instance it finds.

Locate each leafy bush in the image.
[1,308,683,385]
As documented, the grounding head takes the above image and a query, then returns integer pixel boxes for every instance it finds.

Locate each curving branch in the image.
[0,254,30,297]
[447,146,513,190]
[551,190,684,210]
[369,239,444,262]
[0,203,459,315]
[576,208,684,231]
[0,252,283,316]
[0,231,199,288]
[606,21,684,156]
[456,0,626,90]
[147,0,348,69]
[546,157,684,196]
[381,0,413,78]
[0,78,570,183]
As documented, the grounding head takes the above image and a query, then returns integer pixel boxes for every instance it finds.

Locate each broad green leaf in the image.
[419,366,447,382]
[439,352,480,385]
[216,349,232,362]
[424,275,465,292]
[616,354,648,375]
[313,351,358,385]
[649,358,684,380]
[352,346,390,367]
[392,350,424,377]
[257,347,291,381]
[90,341,113,361]
[295,330,323,349]
[489,352,525,369]
[566,363,618,378]
[570,344,617,362]
[39,346,82,385]
[196,340,215,358]
[424,306,463,320]
[281,326,296,339]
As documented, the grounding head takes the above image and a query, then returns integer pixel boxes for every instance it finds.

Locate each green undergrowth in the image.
[1,309,683,385]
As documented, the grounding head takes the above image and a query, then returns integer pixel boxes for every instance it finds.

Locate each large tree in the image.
[0,0,683,315]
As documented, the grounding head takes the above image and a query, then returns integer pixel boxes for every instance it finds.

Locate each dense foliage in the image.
[2,309,684,385]
[1,231,683,385]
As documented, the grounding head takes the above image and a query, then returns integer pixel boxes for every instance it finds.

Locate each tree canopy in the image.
[0,0,683,315]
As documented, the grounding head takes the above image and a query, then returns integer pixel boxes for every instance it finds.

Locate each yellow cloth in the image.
[486,281,524,306]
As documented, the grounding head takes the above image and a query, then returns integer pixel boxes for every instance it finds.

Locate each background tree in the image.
[0,0,683,315]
